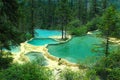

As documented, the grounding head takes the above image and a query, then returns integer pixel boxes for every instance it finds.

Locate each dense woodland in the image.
[0,0,120,80]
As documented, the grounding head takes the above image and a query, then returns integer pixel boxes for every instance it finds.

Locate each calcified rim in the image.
[23,35,80,67]
[43,47,79,67]
[44,35,80,67]
[14,33,107,67]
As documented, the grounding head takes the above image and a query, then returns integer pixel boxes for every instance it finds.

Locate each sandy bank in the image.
[109,37,120,45]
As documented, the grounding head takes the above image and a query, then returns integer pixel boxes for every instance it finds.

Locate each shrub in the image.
[0,51,13,70]
[86,17,100,31]
[60,69,83,80]
[94,50,120,80]
[0,63,53,80]
[69,26,88,36]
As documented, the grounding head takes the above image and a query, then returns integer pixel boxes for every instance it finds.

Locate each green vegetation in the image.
[0,0,120,80]
[55,0,72,39]
[69,26,88,36]
[99,6,120,38]
[0,63,53,80]
[59,49,120,80]
[90,49,120,80]
[60,69,83,80]
[0,0,22,70]
[0,51,13,70]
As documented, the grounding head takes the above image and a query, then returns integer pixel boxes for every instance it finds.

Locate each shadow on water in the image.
[25,52,48,66]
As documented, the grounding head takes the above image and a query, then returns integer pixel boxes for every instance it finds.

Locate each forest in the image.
[0,0,120,80]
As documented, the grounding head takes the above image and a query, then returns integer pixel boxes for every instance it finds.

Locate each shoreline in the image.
[12,32,120,68]
[87,30,120,45]
[109,37,120,45]
[12,32,120,69]
[12,34,80,71]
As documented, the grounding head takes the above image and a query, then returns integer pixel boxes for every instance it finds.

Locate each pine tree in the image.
[31,0,34,37]
[89,0,99,19]
[99,6,118,56]
[102,0,108,12]
[55,0,72,39]
[77,0,88,24]
[0,0,24,69]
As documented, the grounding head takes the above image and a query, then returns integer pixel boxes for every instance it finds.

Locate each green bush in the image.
[0,63,53,80]
[67,19,81,28]
[86,17,100,31]
[0,57,13,70]
[0,52,13,70]
[69,26,88,36]
[98,6,120,38]
[67,19,88,36]
[108,68,120,80]
[60,69,83,80]
[32,55,47,66]
[94,50,120,80]
[85,69,100,80]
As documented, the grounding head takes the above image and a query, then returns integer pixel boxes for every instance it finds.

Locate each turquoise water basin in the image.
[34,29,61,38]
[27,38,58,46]
[25,52,47,66]
[29,29,105,64]
[3,29,110,65]
[10,46,20,53]
[2,46,20,54]
[48,35,104,64]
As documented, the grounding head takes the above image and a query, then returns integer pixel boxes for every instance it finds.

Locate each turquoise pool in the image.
[2,46,20,54]
[48,35,104,64]
[27,38,58,46]
[25,52,47,66]
[28,29,105,65]
[34,29,61,38]
[10,46,20,53]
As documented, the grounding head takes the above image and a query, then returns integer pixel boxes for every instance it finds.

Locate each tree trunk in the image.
[64,26,67,39]
[102,0,107,10]
[31,0,34,37]
[0,46,2,57]
[105,30,109,57]
[64,19,67,39]
[61,23,64,39]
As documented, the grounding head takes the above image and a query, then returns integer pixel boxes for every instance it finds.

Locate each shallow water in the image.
[2,46,20,54]
[34,29,61,38]
[28,29,105,64]
[10,46,21,53]
[25,52,47,66]
[26,52,43,60]
[27,38,58,46]
[4,29,107,64]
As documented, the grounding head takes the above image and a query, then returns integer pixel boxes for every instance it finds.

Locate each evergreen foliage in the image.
[0,0,25,70]
[60,69,83,80]
[0,63,53,80]
[99,5,120,37]
[0,0,120,80]
[94,49,120,80]
[55,0,72,39]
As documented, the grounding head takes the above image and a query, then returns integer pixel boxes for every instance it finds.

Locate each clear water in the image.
[26,52,43,60]
[25,52,47,66]
[27,38,58,46]
[2,46,20,54]
[29,29,105,64]
[2,29,106,64]
[48,35,104,64]
[34,29,61,38]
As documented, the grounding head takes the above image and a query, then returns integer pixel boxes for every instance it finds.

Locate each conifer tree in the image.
[99,6,118,56]
[55,0,72,39]
[0,0,24,69]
